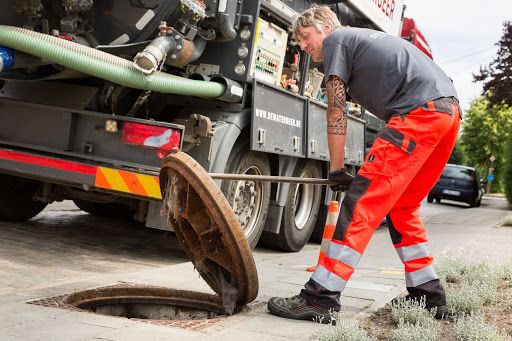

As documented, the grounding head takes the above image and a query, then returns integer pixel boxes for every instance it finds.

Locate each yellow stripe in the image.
[99,167,130,193]
[136,173,162,199]
[380,270,404,275]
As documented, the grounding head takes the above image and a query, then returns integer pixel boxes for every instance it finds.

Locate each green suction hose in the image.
[0,25,227,99]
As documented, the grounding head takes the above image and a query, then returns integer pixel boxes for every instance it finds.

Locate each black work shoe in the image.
[391,295,449,320]
[268,295,338,324]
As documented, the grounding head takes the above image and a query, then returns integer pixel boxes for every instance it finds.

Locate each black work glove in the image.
[328,169,354,192]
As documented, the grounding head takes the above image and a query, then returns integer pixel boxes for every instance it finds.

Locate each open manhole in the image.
[30,151,258,328]
[64,285,230,320]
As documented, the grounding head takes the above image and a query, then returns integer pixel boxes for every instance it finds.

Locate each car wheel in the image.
[435,198,441,203]
[469,196,482,208]
[427,195,434,203]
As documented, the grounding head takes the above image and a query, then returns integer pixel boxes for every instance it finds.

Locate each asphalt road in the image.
[0,196,510,296]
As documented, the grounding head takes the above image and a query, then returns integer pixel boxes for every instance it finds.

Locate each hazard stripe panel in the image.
[95,167,162,199]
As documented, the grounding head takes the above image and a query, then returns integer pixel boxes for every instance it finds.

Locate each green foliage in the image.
[460,97,512,192]
[448,140,464,165]
[504,136,512,205]
[435,257,467,283]
[446,262,501,316]
[392,319,441,341]
[474,21,512,108]
[318,318,376,341]
[454,314,510,341]
[390,296,435,326]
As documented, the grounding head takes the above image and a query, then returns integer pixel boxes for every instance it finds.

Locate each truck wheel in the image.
[262,160,322,252]
[0,174,47,221]
[221,145,271,249]
[73,199,135,219]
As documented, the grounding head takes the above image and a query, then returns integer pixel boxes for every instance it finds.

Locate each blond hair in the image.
[291,5,342,40]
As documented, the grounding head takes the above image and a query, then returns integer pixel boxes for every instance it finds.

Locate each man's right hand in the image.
[328,169,353,192]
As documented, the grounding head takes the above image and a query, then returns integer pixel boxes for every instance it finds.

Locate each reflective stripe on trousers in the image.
[311,98,461,292]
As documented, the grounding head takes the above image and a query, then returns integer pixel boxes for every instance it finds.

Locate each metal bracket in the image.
[258,128,266,145]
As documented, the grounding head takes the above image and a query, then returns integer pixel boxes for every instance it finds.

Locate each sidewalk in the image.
[0,197,510,340]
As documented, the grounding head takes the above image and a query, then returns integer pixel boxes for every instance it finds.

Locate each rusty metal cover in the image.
[159,150,258,313]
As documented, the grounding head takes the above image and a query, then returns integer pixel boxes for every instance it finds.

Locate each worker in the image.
[268,5,461,323]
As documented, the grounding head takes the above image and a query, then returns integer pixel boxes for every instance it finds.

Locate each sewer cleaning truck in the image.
[0,0,409,251]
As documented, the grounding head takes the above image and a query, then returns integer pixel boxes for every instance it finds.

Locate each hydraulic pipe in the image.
[0,25,239,101]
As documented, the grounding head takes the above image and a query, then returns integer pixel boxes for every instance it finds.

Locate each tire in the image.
[221,143,271,249]
[435,198,441,203]
[262,160,322,252]
[73,199,135,219]
[469,196,482,208]
[0,174,47,221]
[427,195,434,203]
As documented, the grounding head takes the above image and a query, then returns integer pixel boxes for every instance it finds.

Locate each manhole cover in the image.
[159,150,258,313]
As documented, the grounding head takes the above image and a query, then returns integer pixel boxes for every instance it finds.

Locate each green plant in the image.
[454,314,510,341]
[318,318,376,341]
[505,135,512,205]
[447,283,486,316]
[392,319,441,341]
[498,259,512,280]
[501,213,512,227]
[390,296,435,326]
[435,257,467,283]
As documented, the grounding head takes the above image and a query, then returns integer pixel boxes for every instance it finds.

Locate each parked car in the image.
[428,164,484,207]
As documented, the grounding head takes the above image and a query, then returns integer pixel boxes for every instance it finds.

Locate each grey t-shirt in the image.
[322,28,458,121]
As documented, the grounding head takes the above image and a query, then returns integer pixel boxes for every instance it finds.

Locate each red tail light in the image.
[121,122,182,158]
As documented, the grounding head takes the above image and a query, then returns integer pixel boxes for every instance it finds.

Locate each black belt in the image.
[421,97,461,116]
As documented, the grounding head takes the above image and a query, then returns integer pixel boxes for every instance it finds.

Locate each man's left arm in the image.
[326,75,348,172]
[326,75,353,191]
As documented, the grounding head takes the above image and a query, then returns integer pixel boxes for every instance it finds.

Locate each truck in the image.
[0,0,406,252]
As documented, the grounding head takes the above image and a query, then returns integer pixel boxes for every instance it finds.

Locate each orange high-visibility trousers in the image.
[307,97,461,308]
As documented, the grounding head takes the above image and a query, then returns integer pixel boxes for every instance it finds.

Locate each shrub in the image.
[504,136,512,206]
[435,257,467,283]
[392,319,441,341]
[498,259,512,280]
[447,283,486,316]
[454,314,510,341]
[390,296,435,326]
[318,318,375,341]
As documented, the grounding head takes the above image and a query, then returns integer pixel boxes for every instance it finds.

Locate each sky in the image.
[403,0,512,112]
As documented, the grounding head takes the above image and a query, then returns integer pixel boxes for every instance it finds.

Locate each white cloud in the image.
[403,0,512,111]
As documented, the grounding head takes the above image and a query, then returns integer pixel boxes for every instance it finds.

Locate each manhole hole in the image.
[63,285,232,321]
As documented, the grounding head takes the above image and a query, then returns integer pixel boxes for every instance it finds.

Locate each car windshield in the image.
[441,167,474,181]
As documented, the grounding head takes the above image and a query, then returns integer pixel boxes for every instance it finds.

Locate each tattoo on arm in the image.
[326,75,347,136]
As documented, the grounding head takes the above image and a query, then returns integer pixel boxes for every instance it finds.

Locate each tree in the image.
[448,140,464,165]
[459,97,512,192]
[474,21,512,107]
[504,137,512,206]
